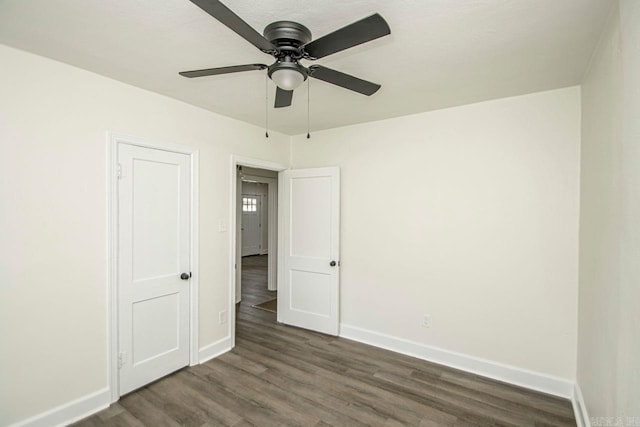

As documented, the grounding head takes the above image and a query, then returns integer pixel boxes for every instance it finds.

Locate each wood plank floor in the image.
[74,255,576,426]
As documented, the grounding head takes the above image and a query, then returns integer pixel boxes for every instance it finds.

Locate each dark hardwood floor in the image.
[74,254,576,426]
[239,254,274,308]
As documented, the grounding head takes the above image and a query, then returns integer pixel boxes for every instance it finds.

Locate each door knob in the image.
[180,273,190,280]
[330,261,337,267]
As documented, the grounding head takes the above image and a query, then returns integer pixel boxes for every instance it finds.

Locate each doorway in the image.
[229,157,341,344]
[237,167,278,317]
[230,157,286,346]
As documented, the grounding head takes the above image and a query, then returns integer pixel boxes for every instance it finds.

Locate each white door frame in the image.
[241,174,278,290]
[108,132,200,403]
[229,156,286,347]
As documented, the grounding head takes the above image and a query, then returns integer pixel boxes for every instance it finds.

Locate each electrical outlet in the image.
[219,310,228,325]
[218,220,227,233]
[422,314,432,328]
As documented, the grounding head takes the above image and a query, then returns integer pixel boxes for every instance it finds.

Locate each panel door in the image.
[118,143,190,395]
[241,194,262,256]
[278,167,340,335]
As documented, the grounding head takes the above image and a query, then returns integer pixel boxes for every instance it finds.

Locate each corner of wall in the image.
[572,383,591,427]
[198,335,233,364]
[288,134,295,169]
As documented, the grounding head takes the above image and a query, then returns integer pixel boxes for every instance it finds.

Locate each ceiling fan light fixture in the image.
[271,68,305,91]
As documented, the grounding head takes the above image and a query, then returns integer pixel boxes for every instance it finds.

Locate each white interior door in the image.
[118,143,191,396]
[278,167,340,335]
[241,194,262,256]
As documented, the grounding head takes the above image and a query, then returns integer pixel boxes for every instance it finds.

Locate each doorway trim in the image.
[108,132,200,403]
[229,156,287,348]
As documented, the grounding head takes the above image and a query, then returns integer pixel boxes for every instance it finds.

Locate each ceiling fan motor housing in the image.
[263,21,312,52]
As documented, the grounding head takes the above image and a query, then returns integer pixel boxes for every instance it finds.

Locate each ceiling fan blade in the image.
[189,0,276,53]
[179,64,267,78]
[309,65,381,96]
[274,87,294,108]
[303,13,390,59]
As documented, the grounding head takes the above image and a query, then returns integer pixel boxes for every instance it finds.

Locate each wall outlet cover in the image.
[422,315,432,328]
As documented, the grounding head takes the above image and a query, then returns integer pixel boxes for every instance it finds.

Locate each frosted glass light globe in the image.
[271,69,305,91]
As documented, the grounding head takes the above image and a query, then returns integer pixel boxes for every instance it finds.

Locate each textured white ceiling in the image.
[0,0,611,135]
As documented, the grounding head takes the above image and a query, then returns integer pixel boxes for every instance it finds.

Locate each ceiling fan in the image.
[179,0,391,108]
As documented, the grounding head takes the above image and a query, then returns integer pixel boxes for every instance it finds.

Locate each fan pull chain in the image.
[306,78,311,139]
[265,73,269,139]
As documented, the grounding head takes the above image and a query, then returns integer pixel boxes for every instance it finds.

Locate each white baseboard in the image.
[572,383,590,427]
[9,338,232,427]
[339,323,574,399]
[199,335,232,364]
[9,387,110,427]
[9,329,579,427]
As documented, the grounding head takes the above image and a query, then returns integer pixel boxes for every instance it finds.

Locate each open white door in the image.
[118,143,191,395]
[278,167,340,335]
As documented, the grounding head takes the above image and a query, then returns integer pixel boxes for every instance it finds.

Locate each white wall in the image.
[578,0,640,419]
[0,44,289,426]
[291,87,581,380]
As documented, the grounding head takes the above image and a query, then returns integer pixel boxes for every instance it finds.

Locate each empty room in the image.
[0,0,638,426]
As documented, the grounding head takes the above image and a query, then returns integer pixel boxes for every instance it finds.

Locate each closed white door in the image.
[278,167,340,335]
[118,143,191,395]
[241,194,262,256]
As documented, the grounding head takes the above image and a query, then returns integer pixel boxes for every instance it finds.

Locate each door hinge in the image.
[118,352,126,369]
[117,163,126,179]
